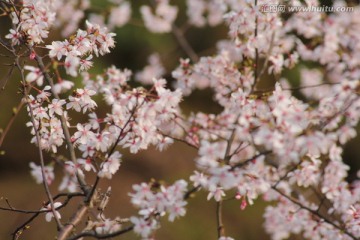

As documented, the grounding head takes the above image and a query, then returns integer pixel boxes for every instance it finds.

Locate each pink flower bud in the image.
[30,51,36,60]
[240,198,247,210]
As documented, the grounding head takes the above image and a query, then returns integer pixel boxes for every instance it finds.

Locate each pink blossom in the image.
[140,0,178,33]
[98,151,122,179]
[29,162,55,185]
[41,202,62,222]
[24,66,44,86]
[73,124,96,145]
[48,99,66,117]
[5,29,22,45]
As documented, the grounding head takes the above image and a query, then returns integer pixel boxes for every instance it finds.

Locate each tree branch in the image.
[14,49,63,231]
[272,187,357,240]
[230,150,272,170]
[0,91,25,147]
[66,224,134,240]
[1,193,83,214]
[251,0,259,93]
[30,49,88,194]
[216,200,225,238]
[171,24,199,63]
[58,205,88,240]
[11,192,83,240]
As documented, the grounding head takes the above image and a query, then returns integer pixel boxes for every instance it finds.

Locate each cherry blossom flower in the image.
[41,202,62,222]
[46,41,68,60]
[187,0,226,27]
[5,29,22,45]
[24,66,44,86]
[29,162,55,185]
[207,186,225,202]
[64,55,81,77]
[94,217,122,235]
[67,88,97,113]
[130,217,157,238]
[77,158,96,172]
[73,124,96,145]
[140,0,178,33]
[190,171,208,187]
[108,1,131,29]
[98,151,122,179]
[48,99,66,117]
[53,80,74,94]
[135,53,165,85]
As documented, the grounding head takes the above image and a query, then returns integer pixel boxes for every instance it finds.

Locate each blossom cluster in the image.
[1,0,360,239]
[129,180,188,238]
[46,21,116,77]
[140,0,178,33]
[5,0,56,45]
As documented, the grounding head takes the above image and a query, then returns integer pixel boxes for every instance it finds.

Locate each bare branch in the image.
[0,63,15,90]
[0,94,25,147]
[13,48,63,230]
[171,24,199,63]
[251,0,259,93]
[159,132,199,150]
[256,32,275,82]
[11,192,83,240]
[0,36,12,52]
[58,205,88,240]
[149,0,199,62]
[216,200,225,238]
[271,187,357,240]
[66,225,135,240]
[1,193,83,214]
[30,49,89,193]
[230,150,272,170]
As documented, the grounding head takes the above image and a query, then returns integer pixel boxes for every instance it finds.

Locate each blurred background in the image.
[0,0,359,239]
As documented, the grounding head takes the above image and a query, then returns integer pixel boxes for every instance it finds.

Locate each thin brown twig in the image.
[256,32,275,82]
[284,82,341,91]
[160,132,199,150]
[216,200,225,238]
[272,187,357,240]
[224,113,242,163]
[229,142,250,159]
[273,162,301,188]
[0,63,15,90]
[11,192,83,240]
[0,36,12,52]
[66,224,135,240]
[1,193,82,214]
[85,102,140,204]
[224,128,237,162]
[318,96,358,130]
[184,186,201,200]
[13,47,63,230]
[251,0,259,93]
[230,150,272,170]
[0,96,25,147]
[251,82,340,95]
[148,0,199,62]
[30,49,88,194]
[171,24,199,63]
[58,205,89,240]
